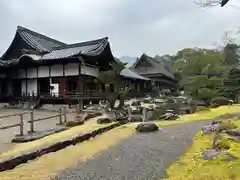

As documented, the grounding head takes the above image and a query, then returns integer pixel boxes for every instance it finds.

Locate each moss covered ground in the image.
[0,126,135,180]
[0,122,115,163]
[157,105,240,127]
[163,119,240,180]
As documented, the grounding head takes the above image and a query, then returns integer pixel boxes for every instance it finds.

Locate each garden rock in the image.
[97,118,112,124]
[202,149,237,162]
[66,120,84,127]
[202,124,220,134]
[136,123,159,133]
[202,149,220,160]
[159,112,179,120]
[212,120,222,125]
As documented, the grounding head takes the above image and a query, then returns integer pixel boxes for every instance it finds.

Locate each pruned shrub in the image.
[188,100,198,113]
[219,121,238,132]
[211,96,230,107]
[210,103,219,108]
[196,106,210,112]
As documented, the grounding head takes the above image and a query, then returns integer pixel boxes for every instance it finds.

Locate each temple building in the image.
[0,26,149,107]
[131,53,177,90]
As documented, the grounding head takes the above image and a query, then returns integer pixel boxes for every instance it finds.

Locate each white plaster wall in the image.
[18,69,26,78]
[81,65,99,77]
[51,65,63,77]
[38,66,49,78]
[27,68,37,78]
[21,80,26,94]
[27,79,38,95]
[65,63,79,76]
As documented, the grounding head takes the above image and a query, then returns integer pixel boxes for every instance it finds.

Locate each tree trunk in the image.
[105,84,115,109]
[118,94,125,109]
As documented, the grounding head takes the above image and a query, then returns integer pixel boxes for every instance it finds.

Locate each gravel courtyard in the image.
[55,121,210,180]
[0,108,75,153]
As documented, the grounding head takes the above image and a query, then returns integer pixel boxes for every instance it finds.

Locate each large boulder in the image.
[136,123,159,133]
[97,118,112,124]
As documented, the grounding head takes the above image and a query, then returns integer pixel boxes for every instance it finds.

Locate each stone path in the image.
[55,121,210,180]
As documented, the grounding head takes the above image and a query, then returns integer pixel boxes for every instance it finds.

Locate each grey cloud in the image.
[0,0,240,59]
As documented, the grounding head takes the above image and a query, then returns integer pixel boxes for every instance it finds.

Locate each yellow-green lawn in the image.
[163,119,240,180]
[1,105,240,179]
[0,126,135,180]
[157,105,240,127]
[0,122,115,163]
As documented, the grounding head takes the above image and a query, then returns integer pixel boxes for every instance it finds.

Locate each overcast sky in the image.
[1,0,240,58]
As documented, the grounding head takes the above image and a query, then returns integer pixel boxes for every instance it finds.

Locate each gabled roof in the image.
[120,68,150,80]
[41,37,109,60]
[132,53,175,79]
[17,26,66,52]
[0,60,9,67]
[1,26,112,62]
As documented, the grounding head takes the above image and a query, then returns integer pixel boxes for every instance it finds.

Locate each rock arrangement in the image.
[0,121,126,172]
[159,110,180,121]
[201,120,240,162]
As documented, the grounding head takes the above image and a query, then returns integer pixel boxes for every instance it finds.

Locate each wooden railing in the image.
[0,107,71,136]
[1,90,117,101]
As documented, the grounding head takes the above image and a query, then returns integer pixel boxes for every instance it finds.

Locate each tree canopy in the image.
[171,47,240,103]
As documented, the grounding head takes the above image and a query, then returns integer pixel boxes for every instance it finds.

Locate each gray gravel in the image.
[55,121,210,180]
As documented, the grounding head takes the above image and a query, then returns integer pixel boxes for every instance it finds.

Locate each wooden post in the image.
[142,107,147,122]
[128,106,132,122]
[59,108,63,125]
[76,102,80,113]
[29,111,34,133]
[20,114,24,136]
[63,106,67,123]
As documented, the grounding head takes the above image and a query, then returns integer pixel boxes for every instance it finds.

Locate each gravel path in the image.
[55,121,210,180]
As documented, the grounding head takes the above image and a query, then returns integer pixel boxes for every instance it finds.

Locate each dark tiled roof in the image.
[120,68,150,80]
[132,53,175,79]
[0,60,9,67]
[1,26,111,63]
[17,26,66,52]
[41,37,109,60]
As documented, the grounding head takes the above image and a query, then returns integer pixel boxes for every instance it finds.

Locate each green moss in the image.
[164,124,240,180]
[219,121,238,132]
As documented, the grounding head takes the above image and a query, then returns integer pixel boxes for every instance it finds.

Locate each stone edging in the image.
[0,121,126,172]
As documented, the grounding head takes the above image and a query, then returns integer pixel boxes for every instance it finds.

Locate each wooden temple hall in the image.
[0,26,154,106]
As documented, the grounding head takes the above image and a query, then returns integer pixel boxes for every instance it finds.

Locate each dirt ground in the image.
[0,108,76,153]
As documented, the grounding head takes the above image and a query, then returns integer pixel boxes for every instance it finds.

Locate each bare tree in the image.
[195,0,230,7]
[213,31,236,50]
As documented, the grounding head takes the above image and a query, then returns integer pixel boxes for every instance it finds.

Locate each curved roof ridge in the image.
[52,37,108,50]
[17,26,66,46]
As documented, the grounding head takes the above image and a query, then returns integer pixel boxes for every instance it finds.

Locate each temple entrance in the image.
[39,78,50,95]
[12,79,21,96]
[67,79,77,94]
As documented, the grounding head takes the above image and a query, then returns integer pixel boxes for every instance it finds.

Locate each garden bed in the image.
[0,121,126,172]
[163,119,240,180]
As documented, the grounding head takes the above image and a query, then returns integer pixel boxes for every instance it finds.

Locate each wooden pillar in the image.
[77,76,84,94]
[59,78,67,97]
[25,68,28,95]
